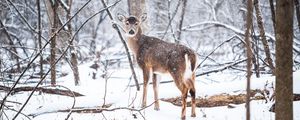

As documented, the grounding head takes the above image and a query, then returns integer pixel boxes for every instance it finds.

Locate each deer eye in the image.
[126,23,129,25]
[135,23,138,25]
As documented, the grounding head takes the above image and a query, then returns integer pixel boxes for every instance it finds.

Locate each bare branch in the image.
[0,0,92,115]
[100,0,140,91]
[57,0,70,11]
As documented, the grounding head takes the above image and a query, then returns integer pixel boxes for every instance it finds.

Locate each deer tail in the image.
[183,54,196,88]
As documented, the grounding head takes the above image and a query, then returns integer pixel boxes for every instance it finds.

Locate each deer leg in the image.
[142,68,151,108]
[181,87,188,120]
[190,88,196,117]
[152,74,160,110]
[190,73,196,117]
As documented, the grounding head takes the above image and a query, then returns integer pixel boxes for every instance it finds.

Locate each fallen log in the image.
[0,85,84,97]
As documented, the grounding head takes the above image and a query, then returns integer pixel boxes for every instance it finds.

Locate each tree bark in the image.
[49,0,59,86]
[254,0,275,75]
[275,0,294,120]
[127,0,145,17]
[244,0,253,120]
[151,0,168,38]
[295,0,300,31]
[36,0,43,81]
[67,0,80,86]
[0,85,84,97]
[269,0,276,31]
[0,20,21,73]
[176,0,188,44]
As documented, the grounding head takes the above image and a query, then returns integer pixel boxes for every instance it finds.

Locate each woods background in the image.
[0,0,299,119]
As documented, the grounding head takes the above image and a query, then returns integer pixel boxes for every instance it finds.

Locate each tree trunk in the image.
[176,0,187,44]
[275,0,294,120]
[127,0,145,17]
[151,0,168,38]
[254,0,275,75]
[295,0,300,31]
[0,20,21,73]
[36,0,43,81]
[67,0,80,86]
[244,0,253,120]
[269,0,276,31]
[47,0,59,86]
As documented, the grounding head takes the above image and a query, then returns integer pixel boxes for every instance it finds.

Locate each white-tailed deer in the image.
[117,13,198,119]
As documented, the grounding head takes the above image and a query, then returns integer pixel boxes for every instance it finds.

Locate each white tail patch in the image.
[183,54,193,81]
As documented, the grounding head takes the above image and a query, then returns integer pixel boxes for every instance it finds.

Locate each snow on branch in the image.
[182,21,275,40]
[58,0,70,11]
[0,85,84,97]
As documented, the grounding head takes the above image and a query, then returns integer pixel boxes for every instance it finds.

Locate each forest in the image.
[0,0,299,119]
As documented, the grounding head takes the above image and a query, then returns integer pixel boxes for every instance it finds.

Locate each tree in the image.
[295,0,300,31]
[0,20,21,73]
[67,0,80,86]
[46,0,59,86]
[176,0,188,43]
[253,0,275,75]
[244,0,253,120]
[36,0,43,81]
[127,0,145,17]
[275,0,294,120]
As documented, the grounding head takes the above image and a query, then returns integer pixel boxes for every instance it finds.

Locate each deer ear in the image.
[140,13,147,22]
[117,13,125,22]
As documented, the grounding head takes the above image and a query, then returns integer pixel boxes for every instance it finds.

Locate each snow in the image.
[2,62,300,120]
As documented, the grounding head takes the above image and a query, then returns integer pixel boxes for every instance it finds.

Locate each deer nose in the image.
[129,30,135,35]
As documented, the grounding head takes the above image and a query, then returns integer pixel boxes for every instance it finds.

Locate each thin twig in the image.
[6,0,47,41]
[197,35,241,68]
[42,85,76,120]
[161,0,181,40]
[100,0,140,91]
[0,0,93,112]
[11,1,120,119]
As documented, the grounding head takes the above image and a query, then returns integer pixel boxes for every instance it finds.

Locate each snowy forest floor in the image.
[1,61,300,120]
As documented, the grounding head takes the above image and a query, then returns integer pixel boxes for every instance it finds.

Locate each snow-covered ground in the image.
[2,62,300,120]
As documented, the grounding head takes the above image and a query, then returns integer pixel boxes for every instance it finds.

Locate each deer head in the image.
[117,13,147,37]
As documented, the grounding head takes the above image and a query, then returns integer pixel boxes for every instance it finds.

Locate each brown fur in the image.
[119,15,197,119]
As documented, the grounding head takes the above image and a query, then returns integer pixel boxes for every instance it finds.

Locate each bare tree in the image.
[275,0,294,120]
[269,0,276,31]
[0,20,21,73]
[244,0,253,120]
[295,0,300,31]
[46,0,59,86]
[151,0,168,38]
[176,0,188,44]
[127,0,145,17]
[66,0,80,86]
[36,0,43,81]
[254,0,275,75]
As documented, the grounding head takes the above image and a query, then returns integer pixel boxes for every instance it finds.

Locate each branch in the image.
[57,0,70,11]
[11,1,122,119]
[0,0,93,112]
[6,0,47,41]
[182,21,275,40]
[197,35,240,68]
[196,59,247,77]
[161,0,181,41]
[10,0,121,118]
[100,0,140,91]
[0,85,84,97]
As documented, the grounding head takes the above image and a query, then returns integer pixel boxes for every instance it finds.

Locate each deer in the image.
[117,13,198,119]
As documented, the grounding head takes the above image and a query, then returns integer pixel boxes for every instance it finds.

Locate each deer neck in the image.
[126,27,143,57]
